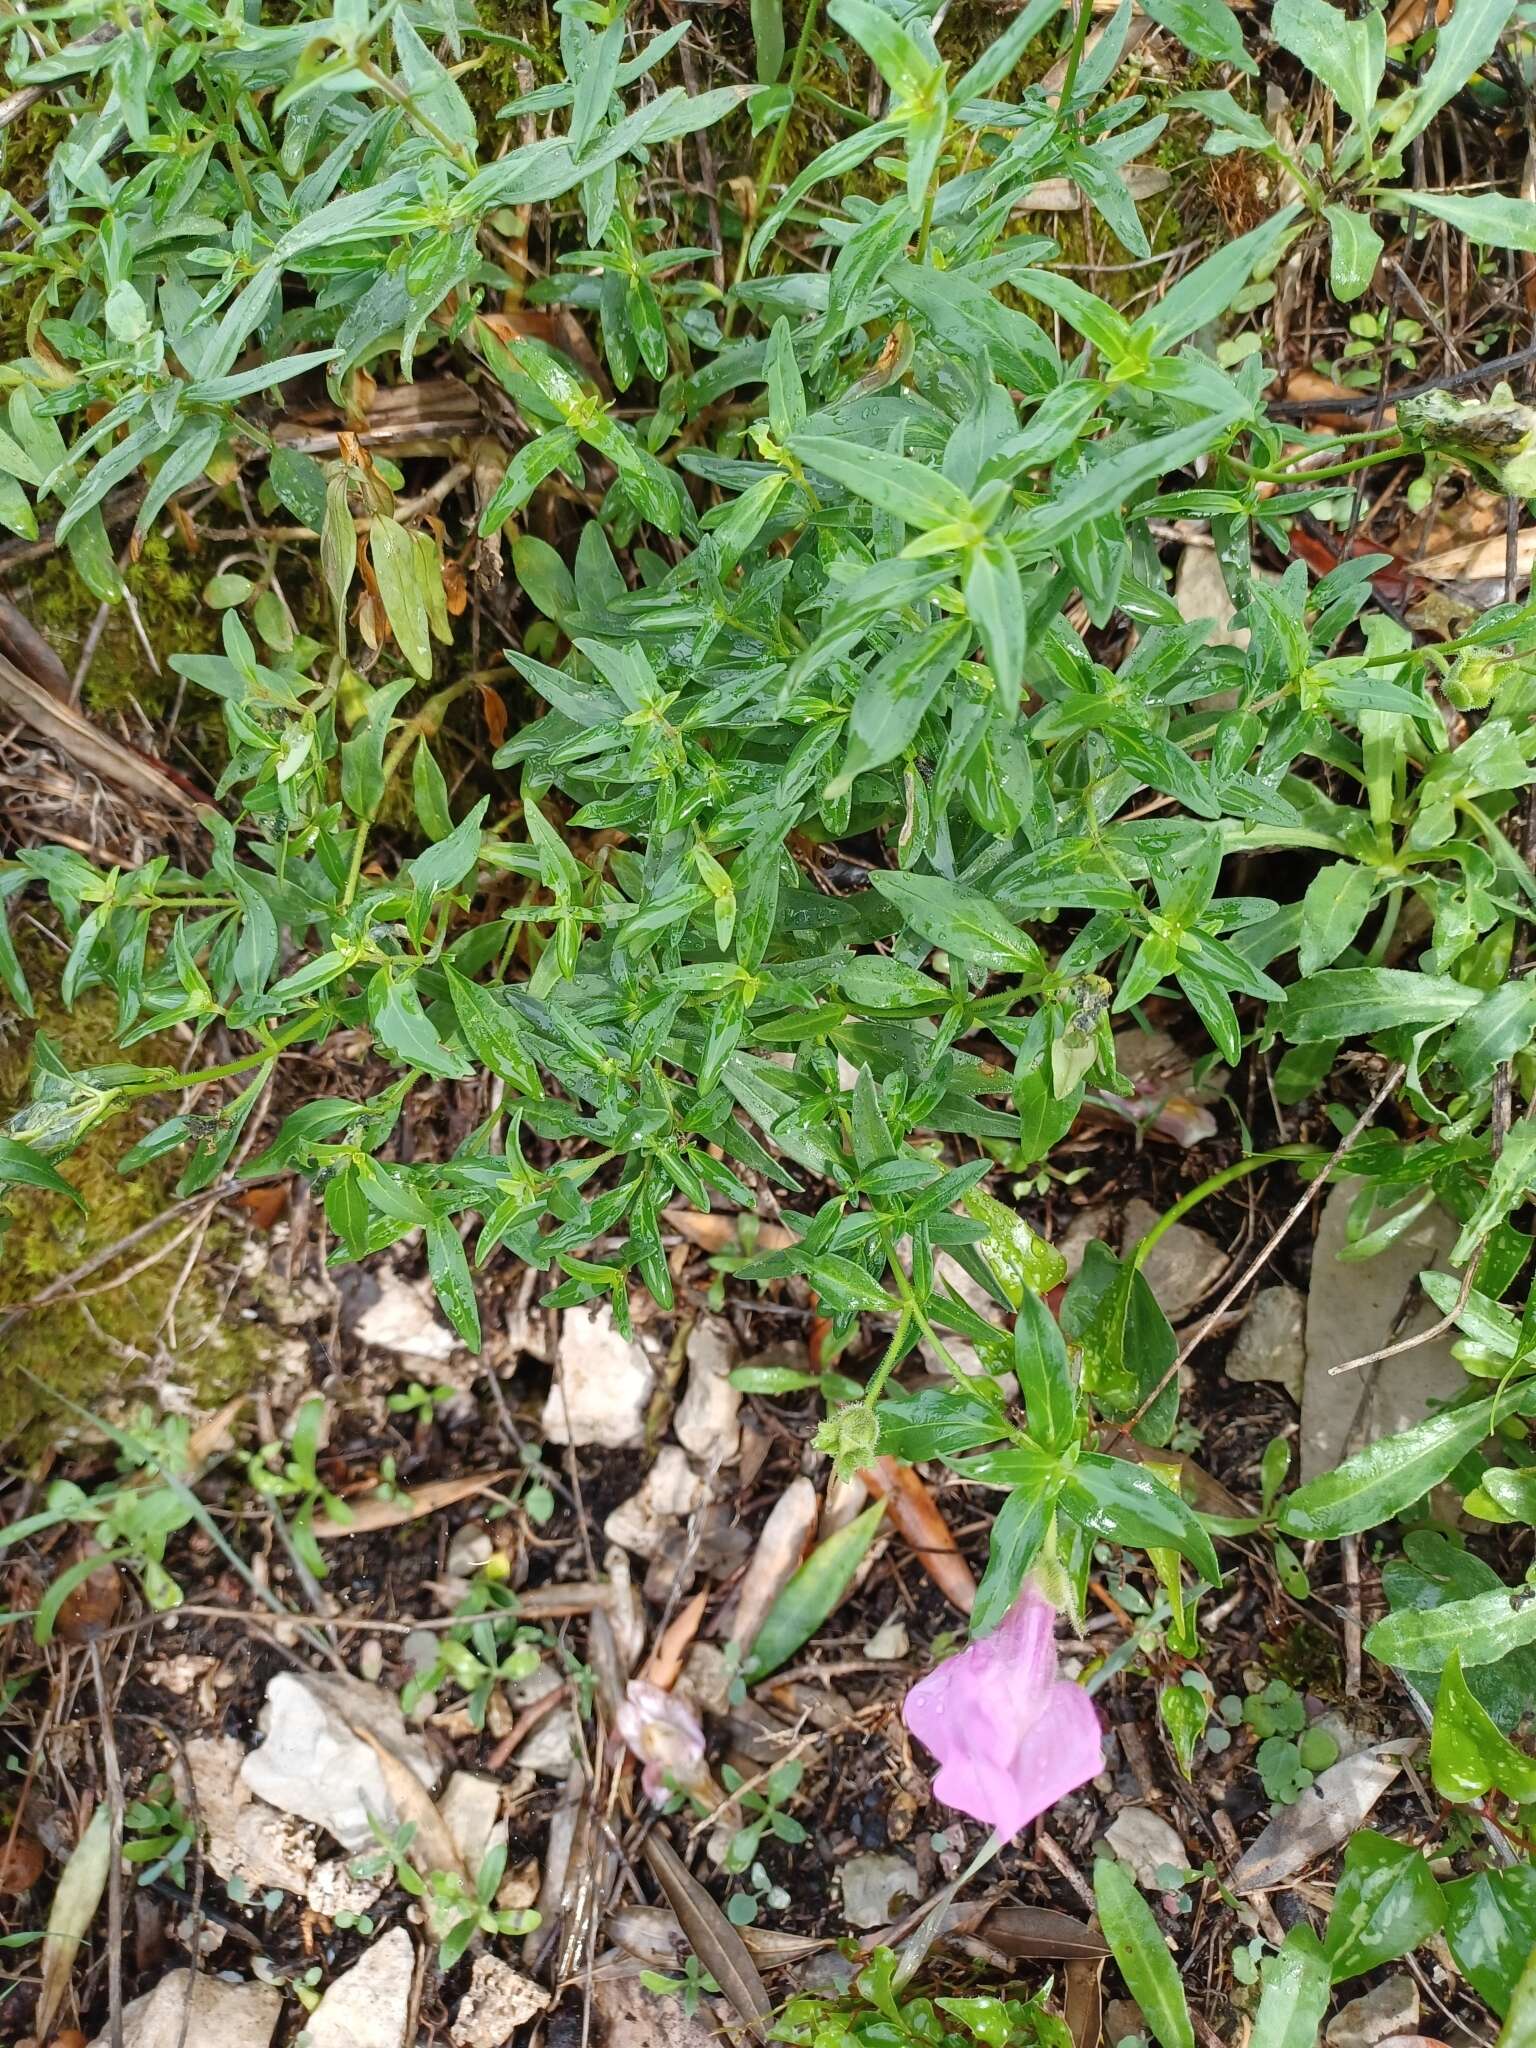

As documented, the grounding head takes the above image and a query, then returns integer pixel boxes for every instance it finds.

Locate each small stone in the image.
[306,1857,386,1920]
[726,1477,818,1656]
[181,1736,316,1897]
[446,1525,493,1579]
[1123,1198,1228,1320]
[605,1446,709,1559]
[1174,545,1249,648]
[1324,1974,1419,2048]
[864,1614,909,1661]
[89,1971,282,2048]
[675,1315,742,1461]
[679,1642,735,1718]
[439,1771,503,1873]
[304,1928,416,2048]
[1104,1999,1148,2048]
[240,1672,438,1852]
[353,1271,459,1363]
[497,1854,541,1912]
[506,1665,577,1778]
[451,1956,550,2048]
[543,1304,655,1448]
[1226,1284,1306,1401]
[1103,1807,1188,1890]
[839,1851,919,1930]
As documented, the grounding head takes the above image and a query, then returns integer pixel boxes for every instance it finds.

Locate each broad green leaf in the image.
[1429,1648,1536,1804]
[1280,1390,1528,1540]
[741,1502,886,1678]
[444,966,543,1098]
[1141,0,1254,72]
[1010,1287,1079,1453]
[1396,0,1521,145]
[1271,966,1479,1041]
[426,1214,481,1350]
[1324,206,1384,302]
[963,1186,1067,1305]
[1093,1856,1194,2048]
[367,968,471,1081]
[790,435,974,530]
[971,1474,1057,1635]
[370,516,434,679]
[1444,1868,1536,2019]
[1250,1927,1331,2048]
[0,1134,86,1210]
[1366,1583,1536,1672]
[871,871,1042,974]
[1322,1829,1443,1983]
[1061,1452,1220,1582]
[1272,0,1384,128]
[1388,188,1536,253]
[1297,860,1377,974]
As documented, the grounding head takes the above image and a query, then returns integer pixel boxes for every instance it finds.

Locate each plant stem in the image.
[1054,0,1096,115]
[1132,1144,1327,1270]
[725,0,824,317]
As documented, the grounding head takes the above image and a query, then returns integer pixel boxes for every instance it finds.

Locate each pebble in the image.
[1225,1284,1306,1400]
[675,1314,742,1460]
[304,1928,416,2048]
[451,1956,550,2048]
[838,1851,920,1929]
[87,1971,282,2048]
[543,1304,655,1447]
[1103,1806,1188,1889]
[1325,1974,1419,2048]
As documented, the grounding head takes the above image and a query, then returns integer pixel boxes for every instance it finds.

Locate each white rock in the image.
[451,1955,550,2048]
[440,1771,503,1873]
[680,1642,735,1717]
[446,1525,494,1579]
[1301,1180,1467,1484]
[726,1477,818,1657]
[506,1663,578,1778]
[1123,1198,1228,1321]
[543,1304,655,1447]
[821,1474,870,1539]
[181,1736,317,1897]
[354,1271,459,1363]
[1325,1973,1419,2048]
[1103,1807,1188,1890]
[90,1970,282,2048]
[305,1927,416,2048]
[839,1852,919,1929]
[1174,545,1250,648]
[605,1445,710,1558]
[675,1315,742,1461]
[240,1672,439,1852]
[864,1614,909,1661]
[1226,1284,1306,1401]
[306,1856,387,1920]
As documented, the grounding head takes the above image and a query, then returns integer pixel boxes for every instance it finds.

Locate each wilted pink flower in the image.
[614,1678,711,1805]
[903,1582,1102,1841]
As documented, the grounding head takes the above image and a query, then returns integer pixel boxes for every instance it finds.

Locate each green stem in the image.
[130,1012,319,1095]
[1233,444,1408,486]
[1054,0,1096,114]
[725,0,824,317]
[1132,1145,1327,1270]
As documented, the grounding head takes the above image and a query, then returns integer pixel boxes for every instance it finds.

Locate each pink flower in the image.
[614,1678,711,1805]
[903,1582,1103,1842]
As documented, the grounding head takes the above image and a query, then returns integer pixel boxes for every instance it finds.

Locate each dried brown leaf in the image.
[643,1832,772,2041]
[980,1905,1110,1962]
[1231,1746,1411,1892]
[347,1724,466,1882]
[313,1469,514,1539]
[36,1806,111,2038]
[859,1458,975,1614]
[1062,1958,1103,2048]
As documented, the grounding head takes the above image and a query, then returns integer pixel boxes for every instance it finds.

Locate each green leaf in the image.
[1280,1389,1528,1540]
[876,1386,1006,1462]
[1322,1829,1443,1983]
[836,618,969,789]
[1141,0,1254,71]
[970,1477,1056,1635]
[963,1187,1067,1306]
[426,1214,481,1351]
[751,0,786,81]
[443,966,543,1097]
[1323,206,1384,302]
[0,1134,85,1210]
[1366,1583,1536,1673]
[789,435,974,529]
[1429,1648,1536,1804]
[406,797,487,899]
[371,516,434,679]
[268,447,329,531]
[1249,1928,1331,2048]
[1444,1868,1536,2019]
[1093,1856,1194,2048]
[1010,1287,1078,1452]
[1271,0,1384,127]
[871,872,1041,975]
[366,968,471,1081]
[1297,861,1377,974]
[1061,1452,1220,1582]
[741,1502,887,1678]
[1387,188,1536,252]
[1271,966,1479,1041]
[1396,0,1521,145]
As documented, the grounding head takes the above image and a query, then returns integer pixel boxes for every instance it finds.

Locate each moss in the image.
[0,939,276,1453]
[1261,1617,1344,1695]
[14,528,220,723]
[0,101,71,363]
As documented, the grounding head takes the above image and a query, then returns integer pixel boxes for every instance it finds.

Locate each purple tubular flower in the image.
[902,1581,1103,1842]
[614,1677,710,1805]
